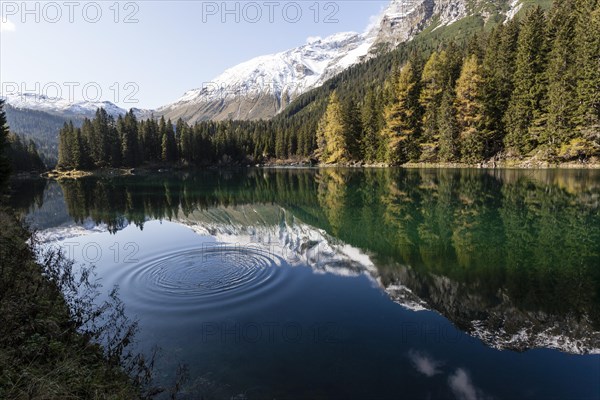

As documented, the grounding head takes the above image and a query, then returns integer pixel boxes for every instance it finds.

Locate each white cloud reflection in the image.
[408,350,443,377]
[448,368,489,400]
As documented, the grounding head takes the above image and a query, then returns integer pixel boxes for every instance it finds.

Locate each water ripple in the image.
[113,245,288,312]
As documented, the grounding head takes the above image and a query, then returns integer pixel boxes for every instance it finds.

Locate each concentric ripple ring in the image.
[113,245,288,312]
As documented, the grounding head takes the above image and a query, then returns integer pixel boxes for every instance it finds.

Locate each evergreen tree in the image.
[360,89,382,163]
[26,138,45,171]
[275,129,286,159]
[120,110,140,167]
[58,122,77,169]
[574,0,600,130]
[80,119,94,164]
[504,6,548,155]
[542,0,578,146]
[72,127,87,169]
[161,119,178,163]
[342,97,362,160]
[438,89,459,162]
[481,20,519,156]
[107,122,121,167]
[0,99,10,186]
[178,119,193,163]
[5,133,45,172]
[90,108,111,166]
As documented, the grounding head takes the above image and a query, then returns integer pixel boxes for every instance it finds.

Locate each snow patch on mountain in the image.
[505,0,523,21]
[1,92,127,118]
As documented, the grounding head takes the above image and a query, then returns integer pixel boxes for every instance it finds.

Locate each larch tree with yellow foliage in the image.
[380,61,421,165]
[315,91,350,164]
[455,55,486,163]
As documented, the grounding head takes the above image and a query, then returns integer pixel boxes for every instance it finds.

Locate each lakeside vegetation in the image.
[56,1,599,171]
[0,101,161,398]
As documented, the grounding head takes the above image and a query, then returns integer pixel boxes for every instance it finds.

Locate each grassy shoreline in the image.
[0,207,148,398]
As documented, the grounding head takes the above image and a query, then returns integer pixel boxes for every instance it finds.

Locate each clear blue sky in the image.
[1,1,388,109]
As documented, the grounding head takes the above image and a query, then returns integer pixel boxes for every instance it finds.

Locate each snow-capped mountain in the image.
[157,0,481,122]
[156,31,373,122]
[1,92,127,119]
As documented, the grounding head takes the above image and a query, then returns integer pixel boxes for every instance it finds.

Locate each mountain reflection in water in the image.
[18,168,600,356]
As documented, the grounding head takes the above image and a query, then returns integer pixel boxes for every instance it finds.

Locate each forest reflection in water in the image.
[18,168,600,355]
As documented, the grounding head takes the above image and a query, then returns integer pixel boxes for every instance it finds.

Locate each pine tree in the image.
[58,121,88,169]
[455,55,486,163]
[0,99,10,186]
[481,20,519,156]
[58,122,71,169]
[381,62,421,164]
[90,108,110,166]
[157,117,178,163]
[4,133,45,172]
[342,97,362,160]
[574,0,600,130]
[26,139,45,171]
[360,89,381,163]
[119,111,140,167]
[73,127,88,169]
[438,89,459,162]
[275,129,286,159]
[163,119,178,162]
[504,6,548,155]
[544,0,578,146]
[178,119,193,163]
[80,119,94,165]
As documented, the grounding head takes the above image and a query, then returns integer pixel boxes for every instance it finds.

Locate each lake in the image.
[16,168,600,399]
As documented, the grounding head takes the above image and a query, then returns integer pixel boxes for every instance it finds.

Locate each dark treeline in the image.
[57,109,279,169]
[4,104,73,167]
[0,100,46,179]
[5,133,46,172]
[58,0,599,169]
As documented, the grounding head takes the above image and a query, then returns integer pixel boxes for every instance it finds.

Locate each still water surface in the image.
[17,168,600,399]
